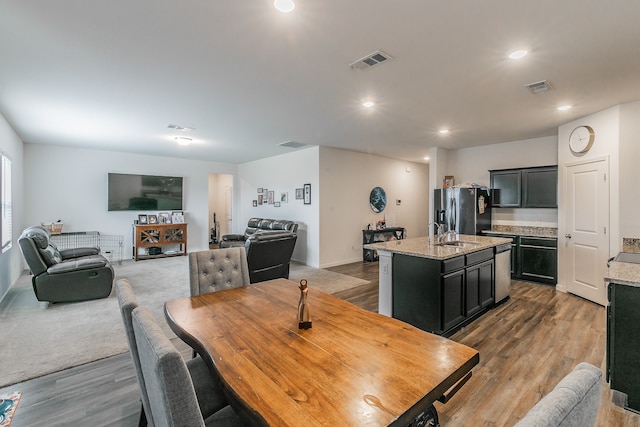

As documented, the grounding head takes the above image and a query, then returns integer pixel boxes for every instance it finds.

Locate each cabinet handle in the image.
[565,234,572,239]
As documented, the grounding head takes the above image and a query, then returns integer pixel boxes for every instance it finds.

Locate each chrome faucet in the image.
[428,222,445,243]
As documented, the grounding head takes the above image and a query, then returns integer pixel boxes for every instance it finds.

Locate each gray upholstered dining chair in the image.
[115,279,229,427]
[132,306,244,427]
[189,247,250,296]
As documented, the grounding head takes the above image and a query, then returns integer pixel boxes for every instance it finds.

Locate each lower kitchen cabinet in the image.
[393,249,494,337]
[607,282,640,412]
[484,233,557,285]
[519,237,557,285]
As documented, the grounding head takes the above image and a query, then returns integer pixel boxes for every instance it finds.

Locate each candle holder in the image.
[297,279,312,329]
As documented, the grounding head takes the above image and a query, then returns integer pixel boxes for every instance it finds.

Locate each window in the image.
[1,153,12,253]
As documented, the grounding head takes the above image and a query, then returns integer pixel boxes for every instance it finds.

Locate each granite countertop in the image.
[605,261,640,287]
[482,225,557,238]
[364,235,512,260]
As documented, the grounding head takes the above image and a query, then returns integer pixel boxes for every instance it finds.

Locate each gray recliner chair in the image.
[515,362,602,427]
[18,225,114,303]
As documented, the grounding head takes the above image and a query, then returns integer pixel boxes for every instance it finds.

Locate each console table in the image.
[132,223,187,261]
[362,227,405,262]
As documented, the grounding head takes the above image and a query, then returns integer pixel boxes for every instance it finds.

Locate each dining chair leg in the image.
[138,402,147,427]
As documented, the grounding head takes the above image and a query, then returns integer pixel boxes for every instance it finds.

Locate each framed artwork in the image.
[274,202,281,207]
[304,183,311,205]
[148,214,158,224]
[443,175,455,188]
[258,194,264,205]
[171,211,185,224]
[281,192,288,203]
[258,188,263,194]
[158,212,171,224]
[253,200,258,207]
[295,188,304,199]
[138,214,148,224]
[268,191,274,204]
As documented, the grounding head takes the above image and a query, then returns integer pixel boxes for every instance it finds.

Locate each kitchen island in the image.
[366,234,511,336]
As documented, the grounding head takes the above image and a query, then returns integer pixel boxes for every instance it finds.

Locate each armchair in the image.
[245,231,297,283]
[18,225,114,303]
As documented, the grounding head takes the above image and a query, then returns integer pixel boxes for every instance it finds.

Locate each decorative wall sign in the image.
[369,187,387,213]
[304,184,311,204]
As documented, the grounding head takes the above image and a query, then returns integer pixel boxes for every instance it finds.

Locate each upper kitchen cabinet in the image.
[490,166,557,208]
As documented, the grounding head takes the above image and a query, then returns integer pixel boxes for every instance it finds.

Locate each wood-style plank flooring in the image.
[2,261,639,426]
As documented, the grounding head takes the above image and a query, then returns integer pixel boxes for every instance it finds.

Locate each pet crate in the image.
[50,231,124,264]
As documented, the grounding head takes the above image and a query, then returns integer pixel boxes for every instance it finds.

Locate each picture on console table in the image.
[171,211,185,224]
[158,212,171,224]
[138,214,148,224]
[148,214,158,224]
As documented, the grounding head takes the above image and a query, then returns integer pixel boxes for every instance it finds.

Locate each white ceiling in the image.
[1,1,639,164]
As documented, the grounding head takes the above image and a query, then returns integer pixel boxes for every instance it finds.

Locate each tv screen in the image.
[108,173,183,211]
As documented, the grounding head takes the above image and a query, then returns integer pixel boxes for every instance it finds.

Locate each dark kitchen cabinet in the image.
[607,283,640,412]
[490,166,557,208]
[519,237,557,285]
[490,170,521,207]
[392,249,494,337]
[523,167,558,208]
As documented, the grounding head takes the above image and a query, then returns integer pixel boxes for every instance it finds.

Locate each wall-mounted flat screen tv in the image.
[108,173,184,211]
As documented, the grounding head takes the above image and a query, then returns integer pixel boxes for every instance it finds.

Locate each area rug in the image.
[0,391,22,426]
[0,257,368,387]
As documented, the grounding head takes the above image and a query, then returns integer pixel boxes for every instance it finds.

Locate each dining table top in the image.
[164,278,479,426]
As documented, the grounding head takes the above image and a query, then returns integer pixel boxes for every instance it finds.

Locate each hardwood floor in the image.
[2,261,639,426]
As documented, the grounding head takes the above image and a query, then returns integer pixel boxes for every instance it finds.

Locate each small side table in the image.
[362,227,405,262]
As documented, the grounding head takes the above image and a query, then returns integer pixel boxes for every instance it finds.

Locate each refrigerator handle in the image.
[450,197,457,232]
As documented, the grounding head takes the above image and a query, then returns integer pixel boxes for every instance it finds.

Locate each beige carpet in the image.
[0,257,368,387]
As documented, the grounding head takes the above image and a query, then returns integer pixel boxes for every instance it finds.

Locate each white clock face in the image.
[569,126,594,154]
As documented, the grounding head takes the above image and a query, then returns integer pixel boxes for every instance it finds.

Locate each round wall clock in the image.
[569,125,595,154]
[369,187,387,213]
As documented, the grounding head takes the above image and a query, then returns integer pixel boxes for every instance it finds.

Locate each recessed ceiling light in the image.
[439,129,449,134]
[274,0,295,13]
[508,49,528,59]
[557,105,572,111]
[362,101,375,108]
[424,156,430,161]
[175,137,192,146]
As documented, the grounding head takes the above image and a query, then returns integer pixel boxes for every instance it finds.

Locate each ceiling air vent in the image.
[350,50,393,71]
[167,124,195,132]
[278,140,308,149]
[525,80,552,94]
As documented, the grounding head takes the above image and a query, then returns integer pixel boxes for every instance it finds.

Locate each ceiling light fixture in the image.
[439,129,449,134]
[274,0,295,13]
[508,49,528,59]
[362,101,375,108]
[175,137,192,146]
[557,105,572,111]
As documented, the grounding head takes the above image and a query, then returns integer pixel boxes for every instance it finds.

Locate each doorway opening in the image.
[208,174,233,249]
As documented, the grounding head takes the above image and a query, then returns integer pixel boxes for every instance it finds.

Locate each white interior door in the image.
[225,185,233,235]
[564,158,609,306]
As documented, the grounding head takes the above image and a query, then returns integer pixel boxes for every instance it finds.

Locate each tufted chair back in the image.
[188,247,250,296]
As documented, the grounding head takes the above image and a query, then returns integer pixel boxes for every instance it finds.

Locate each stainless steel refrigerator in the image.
[434,188,492,235]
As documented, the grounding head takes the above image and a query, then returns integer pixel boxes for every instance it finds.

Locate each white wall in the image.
[619,101,640,239]
[0,114,25,301]
[24,144,237,256]
[319,147,429,267]
[237,147,320,267]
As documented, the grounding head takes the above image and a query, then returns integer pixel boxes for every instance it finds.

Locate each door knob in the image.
[565,234,572,239]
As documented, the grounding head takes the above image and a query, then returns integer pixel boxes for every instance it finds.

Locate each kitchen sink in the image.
[435,240,480,248]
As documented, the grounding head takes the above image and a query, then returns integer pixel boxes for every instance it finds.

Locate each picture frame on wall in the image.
[281,192,288,203]
[138,214,148,224]
[253,200,258,207]
[295,188,304,200]
[274,202,281,207]
[304,183,311,205]
[258,194,263,205]
[268,191,274,204]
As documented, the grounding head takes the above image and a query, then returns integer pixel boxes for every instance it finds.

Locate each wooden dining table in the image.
[164,279,479,426]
